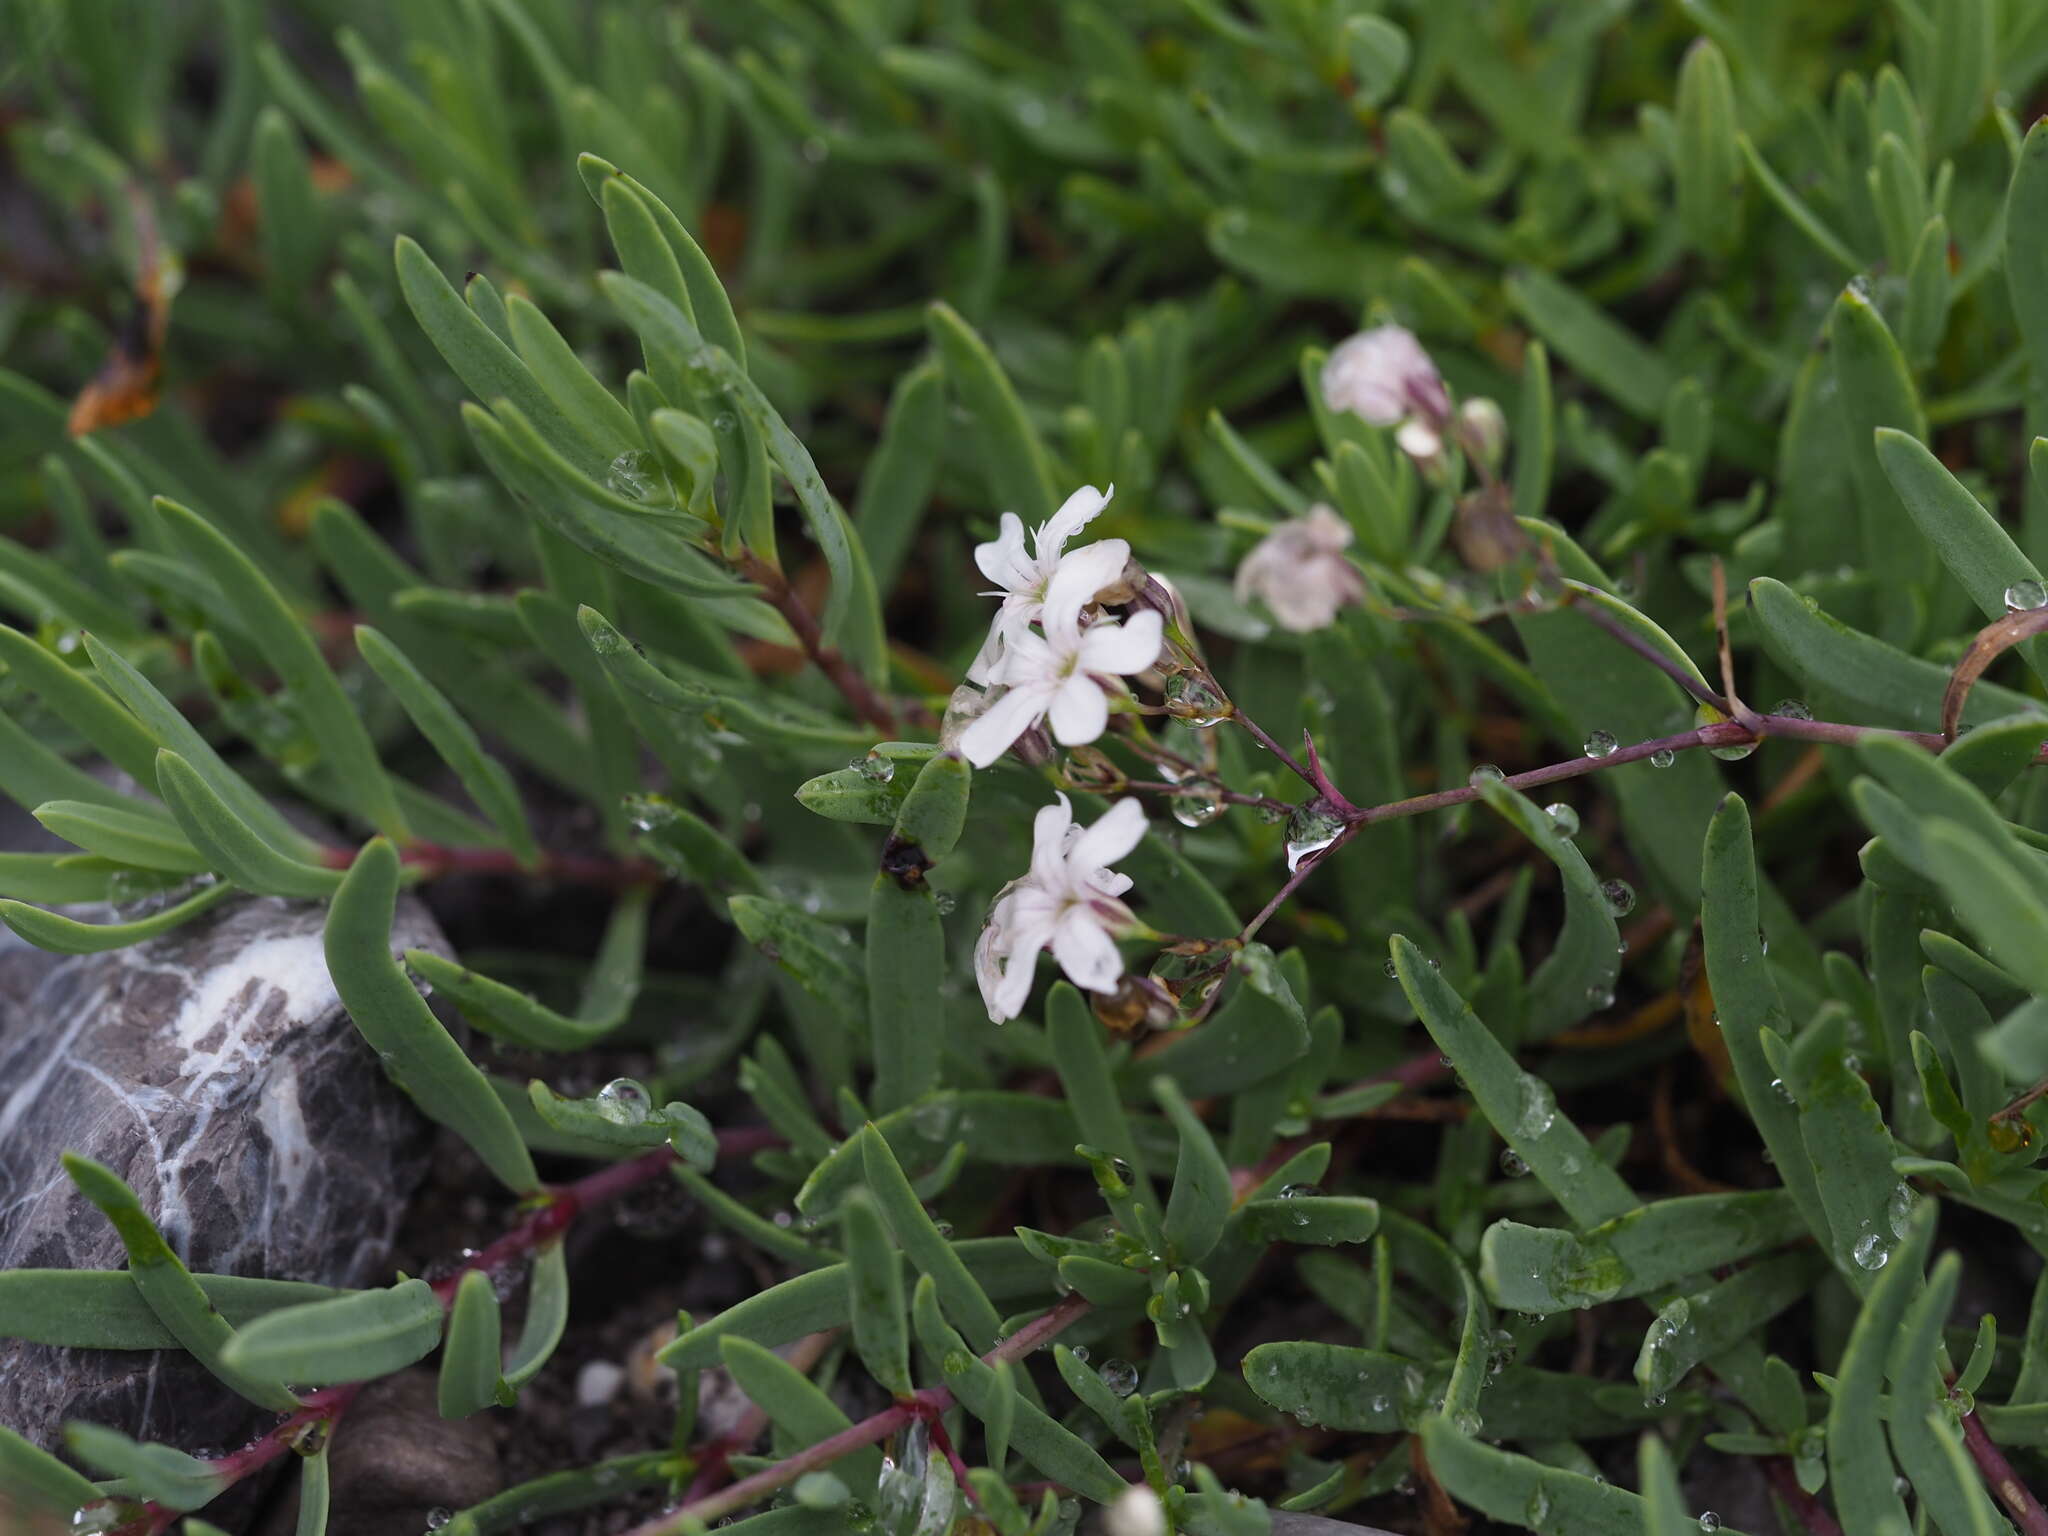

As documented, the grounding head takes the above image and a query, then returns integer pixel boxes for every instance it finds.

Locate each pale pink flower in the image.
[958,559,1163,768]
[967,484,1127,684]
[1234,504,1366,633]
[1320,324,1451,427]
[974,795,1147,1023]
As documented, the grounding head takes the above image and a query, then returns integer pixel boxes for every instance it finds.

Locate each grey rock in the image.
[0,892,443,1456]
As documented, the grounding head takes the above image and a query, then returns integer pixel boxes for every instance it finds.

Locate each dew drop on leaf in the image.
[1600,878,1636,916]
[595,1078,652,1126]
[1498,1147,1530,1178]
[1544,802,1579,837]
[1280,1182,1322,1199]
[1852,1231,1890,1270]
[2005,579,2048,612]
[1098,1358,1139,1396]
[1698,1514,1721,1532]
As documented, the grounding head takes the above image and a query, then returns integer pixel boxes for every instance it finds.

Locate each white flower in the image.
[958,559,1163,768]
[967,483,1128,684]
[1105,1485,1166,1536]
[1234,504,1366,633]
[975,795,1147,1023]
[1320,324,1451,428]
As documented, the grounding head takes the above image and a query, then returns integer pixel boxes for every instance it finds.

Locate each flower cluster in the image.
[958,485,1164,769]
[974,794,1147,1023]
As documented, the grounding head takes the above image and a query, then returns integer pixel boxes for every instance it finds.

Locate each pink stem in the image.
[1962,1410,2048,1536]
[629,1293,1095,1533]
[107,1128,782,1536]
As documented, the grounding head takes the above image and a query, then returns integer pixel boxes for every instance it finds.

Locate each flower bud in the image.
[1457,396,1509,472]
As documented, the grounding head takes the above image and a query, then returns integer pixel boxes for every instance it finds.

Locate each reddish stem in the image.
[630,1293,1096,1533]
[106,1129,781,1536]
[738,553,899,735]
[1763,1456,1845,1536]
[1962,1410,2048,1536]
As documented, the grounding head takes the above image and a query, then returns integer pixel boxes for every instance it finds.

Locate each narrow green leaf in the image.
[1420,1416,1715,1534]
[84,635,317,857]
[659,1240,1041,1371]
[1700,798,1832,1246]
[1635,1251,1826,1398]
[1888,1253,2002,1535]
[222,1278,445,1384]
[0,1421,102,1512]
[1876,429,2048,680]
[1477,781,1621,1039]
[1637,1434,1692,1536]
[502,1245,567,1390]
[842,1189,911,1395]
[0,623,163,787]
[855,358,945,592]
[1393,935,1634,1227]
[0,1270,348,1350]
[1154,1076,1231,1265]
[1049,983,1148,1191]
[63,1424,224,1511]
[33,801,205,873]
[503,293,639,459]
[1921,822,2048,996]
[438,1269,503,1419]
[909,1277,1123,1503]
[926,301,1058,524]
[157,750,343,900]
[1739,134,1863,272]
[63,1154,299,1410]
[1238,1195,1380,1247]
[1675,40,1742,258]
[867,878,942,1116]
[439,1452,675,1536]
[1828,287,1929,605]
[356,627,539,866]
[1504,268,1674,420]
[295,1448,330,1536]
[157,499,404,838]
[721,1337,881,1487]
[326,838,539,1192]
[1481,1192,1805,1314]
[860,1125,1003,1350]
[0,875,231,955]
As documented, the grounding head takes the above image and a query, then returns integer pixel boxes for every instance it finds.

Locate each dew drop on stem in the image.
[1583,729,1617,758]
[2005,578,2048,612]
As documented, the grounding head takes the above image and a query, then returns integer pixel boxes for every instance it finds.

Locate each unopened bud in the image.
[1457,396,1508,471]
[1106,1484,1167,1536]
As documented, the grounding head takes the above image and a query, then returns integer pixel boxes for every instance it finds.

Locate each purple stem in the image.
[632,1294,1097,1532]
[1231,711,1319,790]
[1962,1411,2048,1536]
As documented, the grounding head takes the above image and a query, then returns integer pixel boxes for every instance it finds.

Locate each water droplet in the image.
[1110,1157,1133,1185]
[1498,1147,1530,1178]
[425,1511,452,1533]
[1163,674,1229,727]
[712,411,738,434]
[1772,699,1811,721]
[1383,958,1399,979]
[1852,1231,1890,1270]
[1070,1345,1090,1365]
[1544,803,1579,838]
[1769,1077,1795,1104]
[1946,1384,1975,1417]
[1172,780,1225,828]
[2006,579,2048,612]
[1517,1075,1557,1136]
[1698,1513,1721,1532]
[1451,1408,1484,1435]
[852,750,895,784]
[605,450,660,502]
[1371,1392,1392,1412]
[1583,730,1618,759]
[932,1219,954,1237]
[1525,1488,1553,1528]
[1283,799,1344,872]
[1644,1392,1667,1408]
[595,1078,652,1126]
[1756,927,1770,955]
[1989,1116,2035,1154]
[1887,1182,1916,1238]
[1600,879,1636,916]
[1650,747,1676,768]
[934,892,956,915]
[1280,1182,1322,1199]
[71,1505,120,1535]
[1469,763,1506,787]
[1098,1358,1139,1396]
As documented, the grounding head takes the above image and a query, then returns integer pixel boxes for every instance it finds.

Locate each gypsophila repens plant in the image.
[9,3,2048,1534]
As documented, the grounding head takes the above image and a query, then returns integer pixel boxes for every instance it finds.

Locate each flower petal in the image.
[1067,796,1148,871]
[1043,536,1129,616]
[1050,906,1124,995]
[992,909,1059,1019]
[1047,674,1110,746]
[974,513,1036,592]
[1036,484,1112,557]
[958,683,1052,768]
[1029,794,1076,886]
[1077,610,1163,676]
